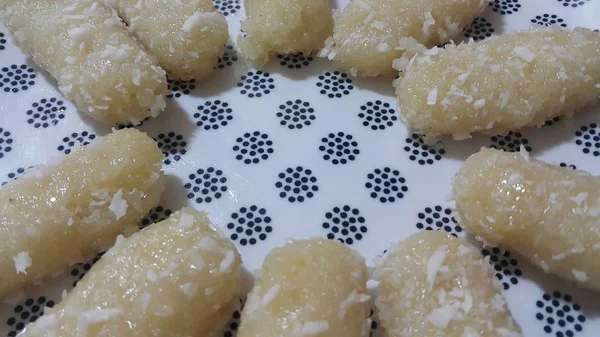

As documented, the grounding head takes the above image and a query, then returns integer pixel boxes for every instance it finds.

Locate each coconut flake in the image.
[77,308,123,335]
[13,252,31,274]
[427,246,448,290]
[261,284,280,307]
[299,321,329,335]
[572,269,589,282]
[422,12,436,35]
[514,46,536,63]
[339,290,370,319]
[219,250,235,273]
[427,305,455,328]
[140,292,151,309]
[182,11,219,32]
[377,43,391,52]
[473,99,486,110]
[108,189,128,220]
[146,269,158,282]
[427,88,438,105]
[181,283,199,299]
[519,145,529,160]
[178,213,194,228]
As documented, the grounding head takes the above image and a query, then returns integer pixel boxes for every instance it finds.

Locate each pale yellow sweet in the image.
[105,0,228,80]
[19,207,242,337]
[453,148,600,291]
[0,128,165,299]
[238,238,370,337]
[397,27,600,138]
[326,0,487,77]
[374,231,522,337]
[0,0,167,125]
[238,0,333,65]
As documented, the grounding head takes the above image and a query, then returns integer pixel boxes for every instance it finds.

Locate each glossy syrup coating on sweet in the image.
[238,238,370,337]
[105,0,228,81]
[20,207,242,337]
[0,0,167,125]
[0,128,165,299]
[374,231,522,337]
[397,27,600,139]
[453,148,600,291]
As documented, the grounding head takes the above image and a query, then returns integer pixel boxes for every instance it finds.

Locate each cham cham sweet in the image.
[0,0,167,125]
[238,0,333,65]
[0,128,165,299]
[397,26,600,139]
[374,231,522,337]
[19,207,242,337]
[453,148,600,291]
[105,0,228,80]
[323,0,487,77]
[238,238,370,337]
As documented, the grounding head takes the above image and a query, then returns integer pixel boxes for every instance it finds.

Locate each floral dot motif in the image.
[542,117,561,127]
[237,70,275,98]
[184,167,228,204]
[277,52,314,69]
[167,78,196,98]
[489,0,521,15]
[139,206,173,229]
[316,71,353,98]
[194,100,233,130]
[359,100,398,130]
[490,131,531,153]
[154,132,187,165]
[535,291,586,336]
[557,0,590,7]
[226,205,273,246]
[463,17,495,41]
[70,253,103,287]
[559,162,577,170]
[233,131,274,165]
[404,133,445,165]
[322,205,367,245]
[277,99,315,130]
[319,132,360,165]
[531,14,567,27]
[57,131,96,154]
[26,97,66,129]
[0,127,14,159]
[216,45,239,69]
[416,205,463,237]
[0,64,36,93]
[365,167,408,203]
[6,297,56,337]
[482,247,522,290]
[0,32,6,51]
[275,166,318,203]
[213,0,240,16]
[575,123,599,157]
[2,166,33,186]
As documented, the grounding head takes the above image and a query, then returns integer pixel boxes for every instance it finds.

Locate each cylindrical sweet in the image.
[19,207,242,337]
[397,27,600,138]
[238,0,333,65]
[326,0,486,77]
[105,0,228,80]
[374,231,522,337]
[453,148,600,291]
[238,238,370,337]
[0,128,165,299]
[0,0,167,125]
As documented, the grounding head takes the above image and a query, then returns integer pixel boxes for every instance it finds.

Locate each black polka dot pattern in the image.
[6,297,55,337]
[559,162,577,170]
[26,98,66,129]
[557,0,590,7]
[2,166,32,186]
[277,100,316,130]
[194,100,233,130]
[0,127,13,159]
[366,167,408,203]
[489,0,521,15]
[531,14,567,27]
[139,206,173,229]
[319,132,360,165]
[575,123,599,157]
[185,167,228,204]
[237,71,275,98]
[222,299,244,337]
[213,0,240,16]
[543,117,561,127]
[115,117,148,130]
[216,45,239,69]
[275,166,318,203]
[0,32,6,51]
[233,131,274,165]
[0,64,36,93]
[463,17,495,41]
[57,131,96,154]
[322,205,367,245]
[536,291,586,337]
[227,205,273,246]
[404,133,445,165]
[316,71,353,98]
[359,100,398,130]
[416,205,463,237]
[167,78,196,98]
[277,52,314,69]
[70,253,103,287]
[490,131,531,153]
[482,247,522,290]
[155,132,187,165]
